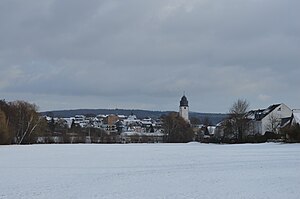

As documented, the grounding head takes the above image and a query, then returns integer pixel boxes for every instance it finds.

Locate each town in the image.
[39,95,300,144]
[43,112,165,144]
[0,95,300,145]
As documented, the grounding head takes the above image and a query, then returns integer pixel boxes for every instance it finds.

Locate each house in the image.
[123,114,140,126]
[214,103,293,142]
[247,103,292,135]
[102,114,119,134]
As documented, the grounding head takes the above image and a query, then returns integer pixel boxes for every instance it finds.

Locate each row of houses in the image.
[44,95,299,143]
[45,113,164,143]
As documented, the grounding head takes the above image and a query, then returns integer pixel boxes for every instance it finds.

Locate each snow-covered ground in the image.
[0,143,299,199]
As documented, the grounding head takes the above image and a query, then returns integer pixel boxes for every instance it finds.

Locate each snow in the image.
[0,143,299,199]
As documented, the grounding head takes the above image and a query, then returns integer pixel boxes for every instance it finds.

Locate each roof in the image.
[293,113,300,124]
[247,104,281,121]
[180,95,189,107]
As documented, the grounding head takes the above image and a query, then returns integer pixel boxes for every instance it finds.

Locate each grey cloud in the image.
[1,0,299,112]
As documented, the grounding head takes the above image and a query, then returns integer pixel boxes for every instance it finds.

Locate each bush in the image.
[283,124,300,143]
[245,134,267,143]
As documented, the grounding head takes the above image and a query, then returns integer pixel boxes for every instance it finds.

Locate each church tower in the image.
[179,95,189,123]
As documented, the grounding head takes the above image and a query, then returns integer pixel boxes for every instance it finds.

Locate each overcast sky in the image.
[1,0,299,113]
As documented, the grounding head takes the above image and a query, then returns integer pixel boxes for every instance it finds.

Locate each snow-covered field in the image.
[0,143,299,199]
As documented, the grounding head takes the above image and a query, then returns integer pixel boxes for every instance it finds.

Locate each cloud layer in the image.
[1,0,300,112]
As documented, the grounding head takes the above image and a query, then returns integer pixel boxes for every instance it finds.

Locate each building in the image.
[247,103,292,135]
[214,103,293,141]
[179,95,190,123]
[102,114,119,134]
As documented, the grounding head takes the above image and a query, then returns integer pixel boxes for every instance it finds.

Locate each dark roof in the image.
[247,104,281,121]
[180,95,189,107]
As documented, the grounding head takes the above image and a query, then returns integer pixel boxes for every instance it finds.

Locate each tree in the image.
[222,119,235,141]
[265,113,281,133]
[9,101,41,144]
[201,117,212,126]
[48,117,56,133]
[190,117,201,126]
[282,123,300,142]
[0,109,10,144]
[70,119,81,133]
[162,112,194,143]
[0,99,50,144]
[0,100,13,144]
[227,99,250,142]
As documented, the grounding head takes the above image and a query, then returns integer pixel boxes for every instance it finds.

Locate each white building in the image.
[247,103,292,135]
[123,114,141,126]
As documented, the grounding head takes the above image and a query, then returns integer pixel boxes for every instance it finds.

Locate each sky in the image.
[1,0,300,113]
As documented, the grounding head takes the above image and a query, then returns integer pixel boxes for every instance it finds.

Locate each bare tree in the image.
[265,113,281,133]
[9,101,41,144]
[0,109,10,144]
[228,99,250,142]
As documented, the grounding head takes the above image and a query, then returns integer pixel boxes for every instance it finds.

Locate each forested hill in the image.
[41,109,227,125]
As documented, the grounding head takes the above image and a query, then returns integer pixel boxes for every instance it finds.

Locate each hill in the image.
[41,109,227,125]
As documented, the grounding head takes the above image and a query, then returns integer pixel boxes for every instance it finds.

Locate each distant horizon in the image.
[4,97,297,115]
[39,107,228,125]
[40,107,227,115]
